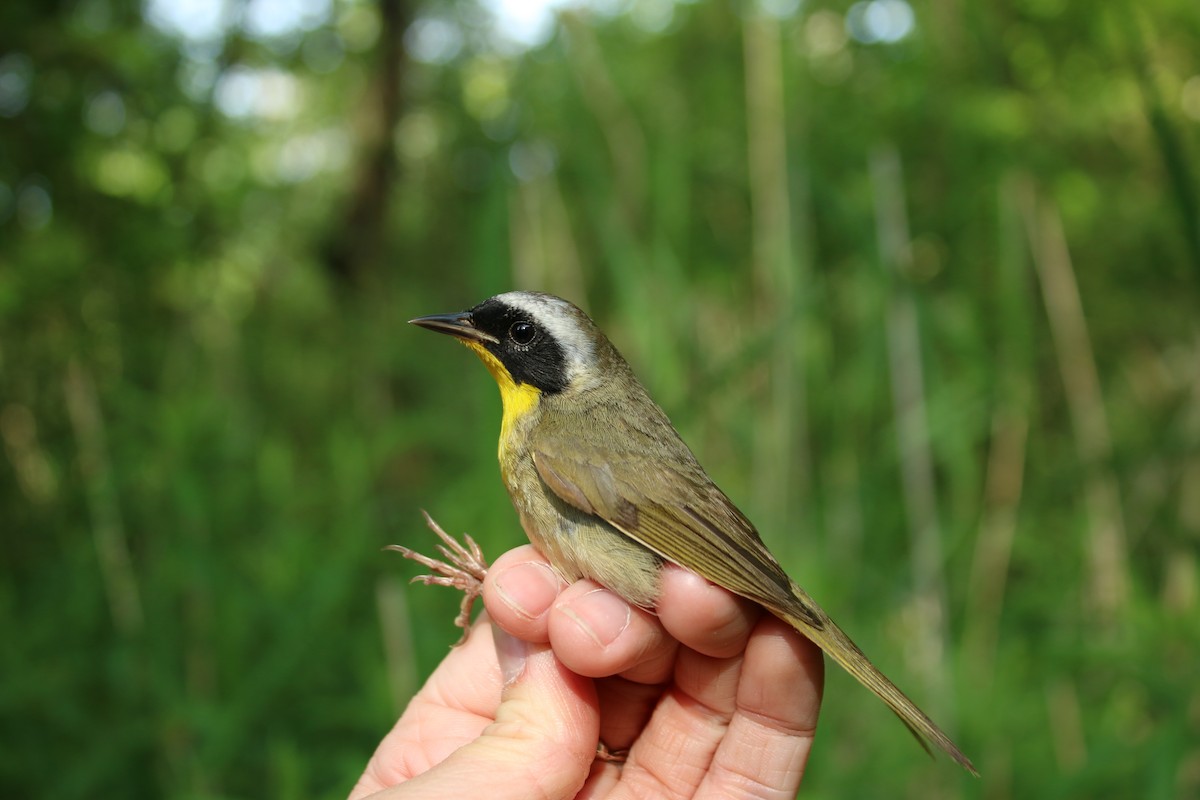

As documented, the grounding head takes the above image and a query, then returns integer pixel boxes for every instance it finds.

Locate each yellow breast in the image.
[463,341,541,459]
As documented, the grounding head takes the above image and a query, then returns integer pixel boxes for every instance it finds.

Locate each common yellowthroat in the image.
[411,290,976,775]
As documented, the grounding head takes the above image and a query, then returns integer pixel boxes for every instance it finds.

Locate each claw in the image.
[596,741,628,764]
[386,511,490,645]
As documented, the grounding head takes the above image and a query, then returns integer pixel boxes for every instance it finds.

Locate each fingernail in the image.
[493,561,561,620]
[558,588,631,648]
[493,626,531,687]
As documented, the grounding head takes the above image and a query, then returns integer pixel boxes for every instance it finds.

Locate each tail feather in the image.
[774,584,979,777]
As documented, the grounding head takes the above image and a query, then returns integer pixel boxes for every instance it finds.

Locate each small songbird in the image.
[409,290,977,774]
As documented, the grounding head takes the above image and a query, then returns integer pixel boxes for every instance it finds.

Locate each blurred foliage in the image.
[2,0,1199,797]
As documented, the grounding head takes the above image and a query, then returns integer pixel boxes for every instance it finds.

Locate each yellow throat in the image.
[463,340,541,457]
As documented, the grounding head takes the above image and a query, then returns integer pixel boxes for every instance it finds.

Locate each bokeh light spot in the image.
[481,0,563,51]
[758,0,803,20]
[805,10,847,57]
[301,29,345,73]
[154,107,198,153]
[395,111,441,162]
[846,0,914,45]
[0,53,33,118]
[84,90,127,137]
[144,0,234,41]
[17,180,53,231]
[463,58,512,121]
[508,140,557,182]
[1182,75,1200,122]
[404,16,464,64]
[214,67,301,121]
[243,0,331,39]
[94,148,169,202]
[630,0,675,34]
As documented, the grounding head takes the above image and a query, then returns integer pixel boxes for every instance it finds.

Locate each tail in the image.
[773,582,979,776]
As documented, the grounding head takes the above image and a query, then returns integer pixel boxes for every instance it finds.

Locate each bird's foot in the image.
[595,741,628,764]
[387,510,489,645]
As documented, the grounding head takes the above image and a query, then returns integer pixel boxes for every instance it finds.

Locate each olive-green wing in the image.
[532,446,820,628]
[533,445,979,775]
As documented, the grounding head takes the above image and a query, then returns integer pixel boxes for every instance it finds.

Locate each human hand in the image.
[350,544,824,799]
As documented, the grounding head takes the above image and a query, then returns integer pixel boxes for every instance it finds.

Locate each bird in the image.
[406,290,977,775]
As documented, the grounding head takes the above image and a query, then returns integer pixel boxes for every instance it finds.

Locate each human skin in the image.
[350,544,824,800]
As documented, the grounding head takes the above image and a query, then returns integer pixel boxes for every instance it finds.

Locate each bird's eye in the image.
[509,321,536,345]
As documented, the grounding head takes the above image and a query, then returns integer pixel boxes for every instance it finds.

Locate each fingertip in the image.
[488,641,600,794]
[483,546,565,642]
[740,615,824,732]
[698,617,822,800]
[656,566,762,658]
[392,640,599,800]
[548,581,675,681]
[556,586,632,650]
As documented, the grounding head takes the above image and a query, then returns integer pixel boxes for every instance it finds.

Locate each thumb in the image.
[387,626,599,800]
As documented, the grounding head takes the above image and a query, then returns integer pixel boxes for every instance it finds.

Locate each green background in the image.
[2,0,1198,797]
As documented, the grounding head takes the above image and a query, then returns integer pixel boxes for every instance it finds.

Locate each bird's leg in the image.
[386,510,489,644]
[595,741,629,764]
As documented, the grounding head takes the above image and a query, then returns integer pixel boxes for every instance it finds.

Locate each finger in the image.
[547,580,678,682]
[611,616,822,799]
[483,545,567,643]
[586,571,758,754]
[349,621,500,798]
[656,565,763,658]
[700,615,824,799]
[489,554,680,683]
[593,677,663,754]
[355,625,601,800]
[609,646,742,796]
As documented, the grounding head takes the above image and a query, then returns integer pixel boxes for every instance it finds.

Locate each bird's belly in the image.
[505,459,662,608]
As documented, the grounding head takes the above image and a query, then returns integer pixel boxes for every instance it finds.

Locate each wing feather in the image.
[532,447,815,625]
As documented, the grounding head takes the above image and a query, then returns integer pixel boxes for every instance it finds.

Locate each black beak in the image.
[409,311,499,345]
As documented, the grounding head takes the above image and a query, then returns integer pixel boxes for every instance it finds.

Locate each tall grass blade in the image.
[965,173,1034,682]
[743,8,810,531]
[1020,185,1130,630]
[64,359,143,635]
[870,144,953,722]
